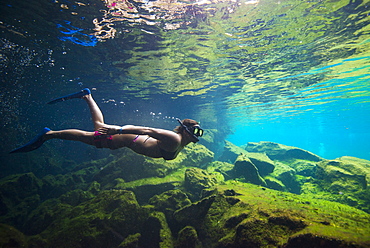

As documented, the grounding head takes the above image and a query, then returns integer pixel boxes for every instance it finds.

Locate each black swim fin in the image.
[10,127,51,153]
[47,88,91,104]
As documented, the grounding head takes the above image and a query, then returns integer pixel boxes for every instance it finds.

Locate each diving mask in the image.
[176,118,204,142]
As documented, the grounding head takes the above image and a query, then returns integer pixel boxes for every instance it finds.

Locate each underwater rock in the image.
[87,181,101,195]
[206,161,234,180]
[149,189,191,213]
[290,160,317,177]
[0,173,43,228]
[38,190,148,248]
[184,168,218,199]
[330,156,370,186]
[246,152,275,176]
[231,154,266,186]
[218,140,247,163]
[283,233,368,248]
[211,183,370,248]
[271,162,301,194]
[139,211,173,248]
[198,129,221,153]
[40,173,89,201]
[118,233,141,248]
[94,144,213,189]
[149,189,192,232]
[177,226,202,248]
[316,159,367,193]
[59,189,95,206]
[119,182,181,205]
[219,141,275,176]
[180,143,214,168]
[0,223,27,248]
[174,195,216,225]
[112,168,186,205]
[23,198,72,235]
[0,172,42,206]
[227,217,305,247]
[264,176,287,191]
[244,141,322,162]
[93,150,170,187]
[4,173,370,248]
[295,156,370,213]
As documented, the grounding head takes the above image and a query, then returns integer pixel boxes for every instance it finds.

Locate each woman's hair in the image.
[174,119,199,133]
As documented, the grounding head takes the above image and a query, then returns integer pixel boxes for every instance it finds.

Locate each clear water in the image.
[228,58,370,159]
[1,0,370,169]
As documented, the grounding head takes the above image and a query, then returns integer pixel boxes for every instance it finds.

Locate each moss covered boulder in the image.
[316,159,367,193]
[112,168,186,204]
[218,140,247,163]
[289,160,318,177]
[219,141,275,176]
[149,189,191,213]
[92,150,177,187]
[244,141,323,162]
[149,189,192,229]
[93,144,214,189]
[36,190,148,248]
[299,156,370,213]
[180,144,214,168]
[184,168,218,200]
[0,173,43,227]
[138,211,173,248]
[270,161,301,194]
[231,154,266,186]
[0,224,27,248]
[174,182,370,248]
[177,225,202,248]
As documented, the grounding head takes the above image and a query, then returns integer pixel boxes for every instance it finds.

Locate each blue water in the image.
[228,58,370,160]
[228,100,370,160]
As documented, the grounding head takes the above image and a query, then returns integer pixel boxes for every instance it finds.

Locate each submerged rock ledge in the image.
[0,141,369,247]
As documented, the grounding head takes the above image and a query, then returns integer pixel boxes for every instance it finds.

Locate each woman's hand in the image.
[98,124,122,135]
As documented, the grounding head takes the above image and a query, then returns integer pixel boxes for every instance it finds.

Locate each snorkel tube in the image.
[176,118,200,142]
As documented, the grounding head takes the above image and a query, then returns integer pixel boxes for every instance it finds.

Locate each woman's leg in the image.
[83,94,105,131]
[44,93,110,147]
[45,129,95,145]
[10,92,109,153]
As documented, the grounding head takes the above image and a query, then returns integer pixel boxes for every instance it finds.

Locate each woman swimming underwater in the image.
[10,88,203,160]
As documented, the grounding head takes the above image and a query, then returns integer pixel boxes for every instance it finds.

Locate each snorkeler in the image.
[9,88,204,160]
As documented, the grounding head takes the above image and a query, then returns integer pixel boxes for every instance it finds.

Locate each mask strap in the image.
[176,118,199,142]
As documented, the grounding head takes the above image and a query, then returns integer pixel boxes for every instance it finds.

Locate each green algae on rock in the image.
[177,226,202,248]
[232,154,267,186]
[36,190,147,248]
[219,141,275,176]
[93,143,214,188]
[1,140,370,247]
[184,167,219,200]
[13,183,370,248]
[149,189,192,213]
[244,141,323,162]
[300,156,370,213]
[0,223,27,248]
[206,183,370,248]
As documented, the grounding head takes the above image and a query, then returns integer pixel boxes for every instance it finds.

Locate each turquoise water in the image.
[228,57,370,159]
